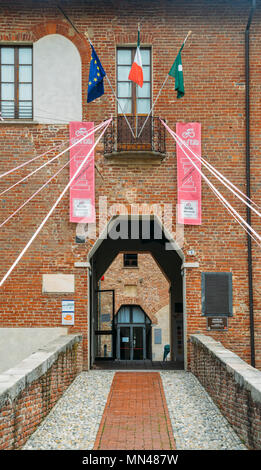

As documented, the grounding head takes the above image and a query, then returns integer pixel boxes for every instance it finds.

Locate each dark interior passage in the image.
[88,216,184,368]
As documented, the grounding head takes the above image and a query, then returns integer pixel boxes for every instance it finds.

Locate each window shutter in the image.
[201,272,233,316]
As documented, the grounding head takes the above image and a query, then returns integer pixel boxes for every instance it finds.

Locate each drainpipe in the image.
[245,0,256,367]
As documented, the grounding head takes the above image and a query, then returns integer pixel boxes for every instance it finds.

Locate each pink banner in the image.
[69,122,95,223]
[176,122,201,225]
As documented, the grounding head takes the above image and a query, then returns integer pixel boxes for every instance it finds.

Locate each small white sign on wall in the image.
[73,198,92,218]
[62,300,75,326]
[180,200,198,219]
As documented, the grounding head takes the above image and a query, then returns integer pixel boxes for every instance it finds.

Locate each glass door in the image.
[117,325,145,360]
[95,289,115,359]
[119,326,131,360]
[133,326,144,360]
[115,305,150,360]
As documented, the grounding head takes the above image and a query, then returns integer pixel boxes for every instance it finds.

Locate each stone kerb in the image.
[0,334,83,449]
[190,334,261,449]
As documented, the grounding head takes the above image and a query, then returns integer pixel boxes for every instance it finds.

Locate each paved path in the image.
[94,372,175,450]
[23,370,247,451]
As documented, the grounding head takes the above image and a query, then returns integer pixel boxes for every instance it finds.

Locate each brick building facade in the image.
[0,0,260,371]
[100,252,179,362]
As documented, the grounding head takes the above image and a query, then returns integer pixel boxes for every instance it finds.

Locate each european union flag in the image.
[87,44,106,103]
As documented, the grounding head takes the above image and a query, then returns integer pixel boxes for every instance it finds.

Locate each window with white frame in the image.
[0,45,33,120]
[117,47,151,115]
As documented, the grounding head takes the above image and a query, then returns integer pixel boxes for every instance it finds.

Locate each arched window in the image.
[115,305,151,360]
[115,305,151,325]
[33,34,82,123]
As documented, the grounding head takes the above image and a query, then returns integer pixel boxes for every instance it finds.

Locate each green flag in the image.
[168,43,185,99]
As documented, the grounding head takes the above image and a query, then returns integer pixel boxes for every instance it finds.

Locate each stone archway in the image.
[114,304,152,360]
[87,215,186,369]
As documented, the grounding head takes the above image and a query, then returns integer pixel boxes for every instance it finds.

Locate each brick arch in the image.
[114,31,154,45]
[114,302,157,324]
[31,21,90,65]
[113,288,168,325]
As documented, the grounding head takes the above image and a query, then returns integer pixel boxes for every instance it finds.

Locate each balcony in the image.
[104,116,166,162]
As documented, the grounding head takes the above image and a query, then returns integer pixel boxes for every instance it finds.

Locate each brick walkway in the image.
[93,372,176,450]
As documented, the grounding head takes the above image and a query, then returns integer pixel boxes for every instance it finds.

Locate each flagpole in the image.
[183,30,192,46]
[85,33,136,139]
[137,75,169,138]
[137,30,192,139]
[136,22,141,138]
[105,75,136,139]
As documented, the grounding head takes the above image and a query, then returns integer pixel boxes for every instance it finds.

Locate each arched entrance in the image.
[88,215,186,369]
[115,305,152,360]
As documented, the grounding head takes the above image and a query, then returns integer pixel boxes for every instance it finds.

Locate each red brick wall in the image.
[0,1,260,369]
[0,337,83,450]
[190,335,261,450]
[101,253,169,322]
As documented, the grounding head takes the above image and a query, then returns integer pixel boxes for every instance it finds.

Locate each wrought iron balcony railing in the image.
[104,116,166,156]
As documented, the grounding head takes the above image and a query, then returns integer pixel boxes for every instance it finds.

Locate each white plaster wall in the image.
[0,328,68,374]
[33,34,82,124]
[152,304,170,361]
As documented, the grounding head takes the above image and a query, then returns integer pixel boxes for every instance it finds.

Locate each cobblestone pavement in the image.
[23,371,115,450]
[23,370,247,451]
[161,371,246,450]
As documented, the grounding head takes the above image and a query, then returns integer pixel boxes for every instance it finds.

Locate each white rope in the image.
[211,181,261,248]
[85,34,135,139]
[161,120,261,245]
[137,75,169,139]
[105,75,136,139]
[201,155,261,210]
[0,118,111,288]
[0,121,105,196]
[0,146,90,229]
[137,31,192,139]
[0,140,70,180]
[165,123,261,219]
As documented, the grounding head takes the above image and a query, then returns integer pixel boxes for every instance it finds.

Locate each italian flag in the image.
[128,29,143,88]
